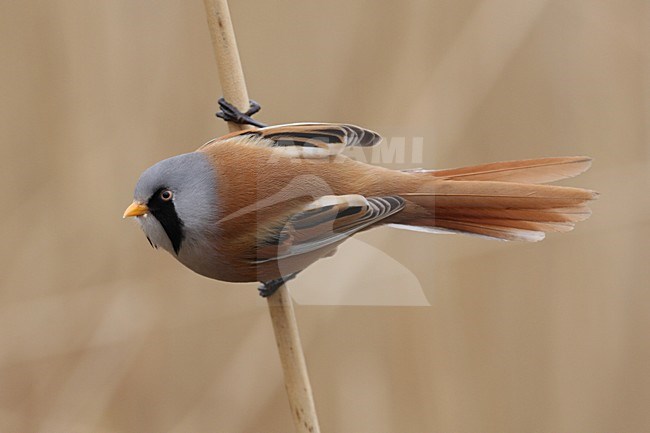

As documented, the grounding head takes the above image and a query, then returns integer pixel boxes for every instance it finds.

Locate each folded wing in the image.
[212,123,382,158]
[255,194,404,263]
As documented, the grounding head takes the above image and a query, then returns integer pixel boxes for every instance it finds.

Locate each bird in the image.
[123,122,597,296]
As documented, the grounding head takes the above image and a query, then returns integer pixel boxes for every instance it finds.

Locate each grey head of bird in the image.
[123,152,218,259]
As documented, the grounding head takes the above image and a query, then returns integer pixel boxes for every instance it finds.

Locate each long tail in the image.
[392,157,598,241]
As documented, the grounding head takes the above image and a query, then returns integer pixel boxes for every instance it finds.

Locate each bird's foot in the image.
[258,272,300,298]
[216,97,267,128]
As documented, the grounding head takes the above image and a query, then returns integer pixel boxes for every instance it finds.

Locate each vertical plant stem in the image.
[267,285,321,433]
[202,1,321,432]
[203,0,252,132]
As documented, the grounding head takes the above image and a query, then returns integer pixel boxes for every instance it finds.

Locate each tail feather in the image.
[434,206,592,223]
[402,181,597,209]
[444,218,575,233]
[423,156,592,184]
[394,157,597,241]
[423,219,548,242]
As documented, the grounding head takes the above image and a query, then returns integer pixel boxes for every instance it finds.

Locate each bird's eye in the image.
[160,189,173,201]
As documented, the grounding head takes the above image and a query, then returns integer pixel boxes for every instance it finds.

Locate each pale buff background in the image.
[1,1,649,432]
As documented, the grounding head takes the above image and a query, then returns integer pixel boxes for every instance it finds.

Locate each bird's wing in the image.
[255,194,405,263]
[217,123,382,158]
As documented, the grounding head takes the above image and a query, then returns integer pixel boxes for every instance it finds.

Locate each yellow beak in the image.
[123,201,149,218]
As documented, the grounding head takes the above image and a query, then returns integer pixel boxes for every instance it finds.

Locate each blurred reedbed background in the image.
[1,0,650,432]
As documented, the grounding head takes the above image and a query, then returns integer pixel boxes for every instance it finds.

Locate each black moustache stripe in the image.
[148,189,185,254]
